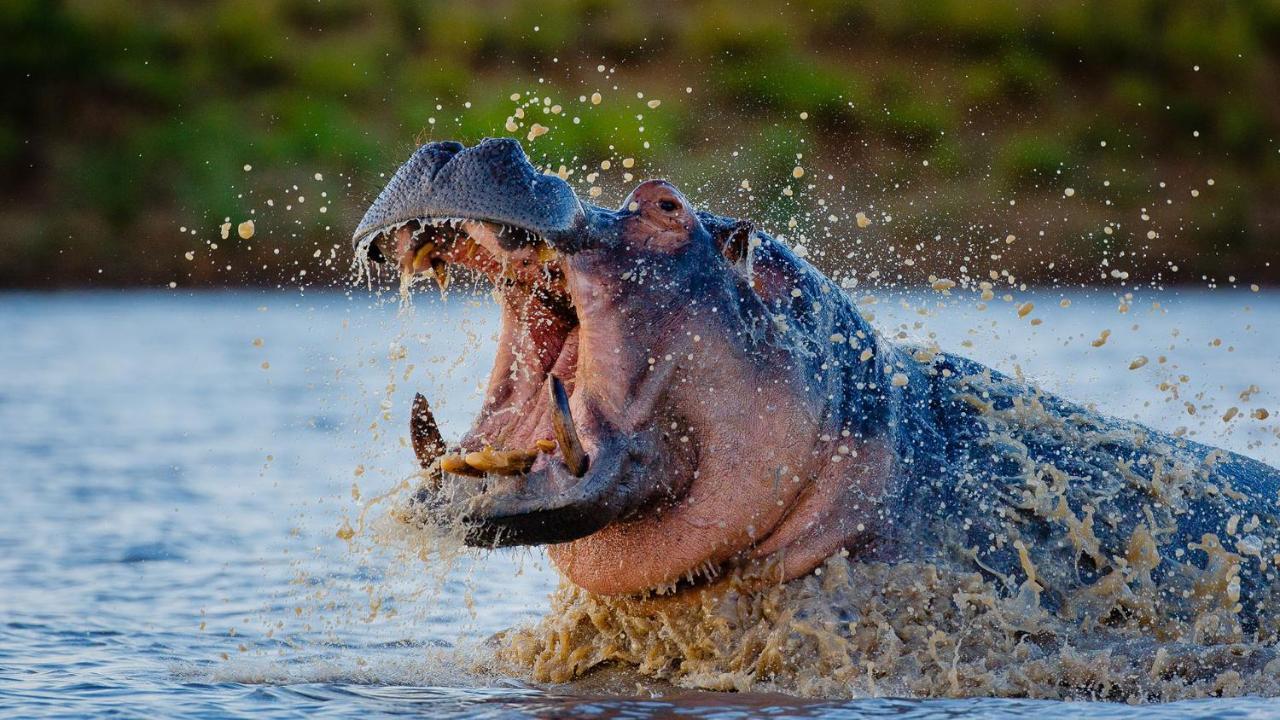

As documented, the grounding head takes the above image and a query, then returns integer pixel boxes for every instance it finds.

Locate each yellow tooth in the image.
[535,439,557,452]
[441,454,483,477]
[536,246,558,263]
[464,447,536,475]
[412,242,435,273]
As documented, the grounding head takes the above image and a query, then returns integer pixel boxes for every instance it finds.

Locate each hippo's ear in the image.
[717,220,756,277]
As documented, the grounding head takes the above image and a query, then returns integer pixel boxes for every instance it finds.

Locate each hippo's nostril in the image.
[658,199,679,212]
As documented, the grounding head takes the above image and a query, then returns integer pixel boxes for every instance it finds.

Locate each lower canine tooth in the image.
[410,394,446,475]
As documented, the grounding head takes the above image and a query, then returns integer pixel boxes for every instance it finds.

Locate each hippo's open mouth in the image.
[352,140,620,547]
[356,137,914,597]
[362,214,581,459]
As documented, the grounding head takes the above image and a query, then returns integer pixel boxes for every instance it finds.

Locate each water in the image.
[1,288,1278,718]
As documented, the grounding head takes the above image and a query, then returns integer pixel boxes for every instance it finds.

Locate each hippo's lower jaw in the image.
[453,429,649,547]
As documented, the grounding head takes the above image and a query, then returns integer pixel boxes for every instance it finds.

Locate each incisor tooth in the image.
[464,447,536,475]
[535,439,557,452]
[441,454,483,477]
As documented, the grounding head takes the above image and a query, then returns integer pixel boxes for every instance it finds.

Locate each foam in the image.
[498,556,1280,702]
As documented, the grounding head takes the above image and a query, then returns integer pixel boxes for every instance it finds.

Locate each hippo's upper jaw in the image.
[352,138,586,262]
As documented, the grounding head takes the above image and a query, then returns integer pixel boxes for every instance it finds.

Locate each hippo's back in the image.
[884,352,1280,639]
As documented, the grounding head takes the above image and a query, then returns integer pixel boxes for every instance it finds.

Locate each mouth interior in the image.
[367,217,580,462]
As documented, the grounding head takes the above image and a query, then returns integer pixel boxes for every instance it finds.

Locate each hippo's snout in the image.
[352,137,585,260]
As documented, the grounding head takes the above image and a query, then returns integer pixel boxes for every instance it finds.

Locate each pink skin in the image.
[544,182,887,594]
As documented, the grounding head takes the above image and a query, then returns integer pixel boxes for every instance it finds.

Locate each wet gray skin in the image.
[356,139,1280,632]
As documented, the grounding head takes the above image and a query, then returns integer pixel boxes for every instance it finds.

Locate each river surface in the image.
[2,288,1279,718]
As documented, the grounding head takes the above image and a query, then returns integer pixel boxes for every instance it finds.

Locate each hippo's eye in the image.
[658,199,679,212]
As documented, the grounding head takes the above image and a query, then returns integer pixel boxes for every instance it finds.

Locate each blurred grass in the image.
[1,0,1278,287]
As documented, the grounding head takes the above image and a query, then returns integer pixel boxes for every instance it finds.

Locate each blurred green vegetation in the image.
[1,0,1277,287]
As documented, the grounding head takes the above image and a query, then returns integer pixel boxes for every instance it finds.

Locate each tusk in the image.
[547,374,588,477]
[410,393,446,471]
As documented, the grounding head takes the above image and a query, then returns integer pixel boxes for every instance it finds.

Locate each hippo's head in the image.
[354,139,889,595]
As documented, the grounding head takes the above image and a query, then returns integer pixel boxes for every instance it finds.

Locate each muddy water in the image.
[2,289,1278,717]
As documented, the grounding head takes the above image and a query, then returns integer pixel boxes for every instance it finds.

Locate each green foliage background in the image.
[2,0,1277,287]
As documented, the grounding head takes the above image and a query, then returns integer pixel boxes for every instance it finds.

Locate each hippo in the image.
[352,137,1280,646]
